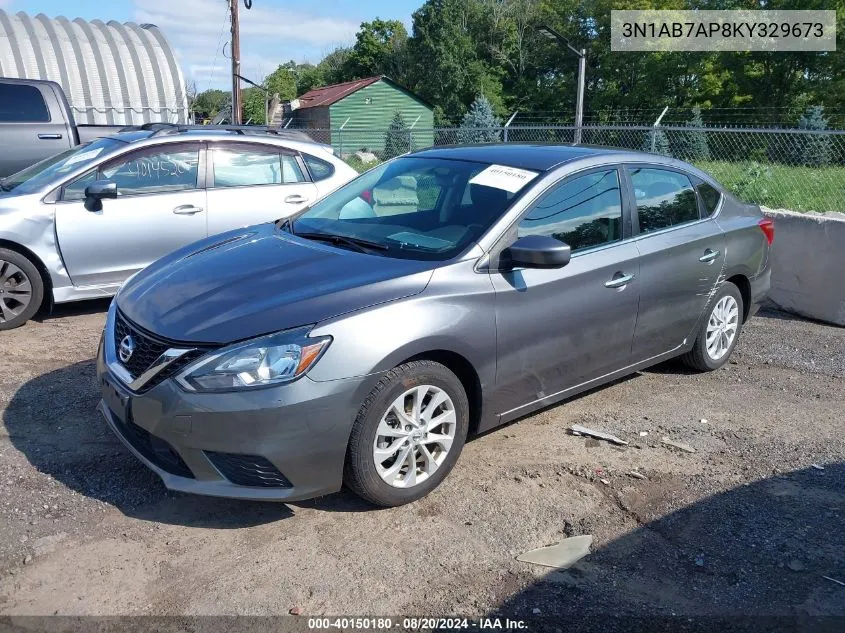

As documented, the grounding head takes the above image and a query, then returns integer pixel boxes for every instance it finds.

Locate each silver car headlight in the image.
[175,326,331,393]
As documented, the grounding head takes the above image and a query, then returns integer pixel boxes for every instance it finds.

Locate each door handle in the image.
[38,133,63,140]
[699,249,721,263]
[172,205,204,215]
[605,273,635,289]
[284,194,309,204]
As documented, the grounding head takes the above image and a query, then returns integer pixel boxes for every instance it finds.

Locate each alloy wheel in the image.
[373,385,457,488]
[0,260,33,325]
[705,295,739,361]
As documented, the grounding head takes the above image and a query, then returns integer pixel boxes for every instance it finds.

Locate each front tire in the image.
[0,248,44,331]
[681,281,744,371]
[344,360,469,507]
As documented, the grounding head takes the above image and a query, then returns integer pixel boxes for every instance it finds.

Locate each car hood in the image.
[117,224,437,344]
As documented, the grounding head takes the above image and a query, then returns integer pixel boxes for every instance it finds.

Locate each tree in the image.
[193,89,228,121]
[673,106,710,160]
[318,47,355,86]
[407,0,500,122]
[641,128,670,156]
[347,19,409,81]
[457,95,502,143]
[242,87,267,124]
[383,111,411,159]
[790,105,831,167]
[264,65,297,101]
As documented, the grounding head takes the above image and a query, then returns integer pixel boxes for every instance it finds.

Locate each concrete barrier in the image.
[762,208,845,326]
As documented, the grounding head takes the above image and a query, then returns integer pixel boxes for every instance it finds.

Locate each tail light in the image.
[758,217,774,245]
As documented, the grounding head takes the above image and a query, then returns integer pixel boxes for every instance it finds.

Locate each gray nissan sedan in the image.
[97,144,773,507]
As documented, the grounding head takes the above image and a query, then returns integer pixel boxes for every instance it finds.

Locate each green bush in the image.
[641,128,670,156]
[788,106,832,167]
[457,95,501,144]
[673,107,710,160]
[383,111,413,159]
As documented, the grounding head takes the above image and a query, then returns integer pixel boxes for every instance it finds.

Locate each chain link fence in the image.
[293,124,845,213]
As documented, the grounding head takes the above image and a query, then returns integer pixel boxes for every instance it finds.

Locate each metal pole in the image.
[230,0,242,125]
[504,111,518,143]
[651,106,669,152]
[574,51,585,145]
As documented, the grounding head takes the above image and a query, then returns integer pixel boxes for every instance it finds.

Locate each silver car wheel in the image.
[705,295,739,361]
[0,260,33,324]
[373,385,457,489]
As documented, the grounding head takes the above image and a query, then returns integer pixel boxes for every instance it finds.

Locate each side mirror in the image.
[504,235,571,269]
[84,180,117,212]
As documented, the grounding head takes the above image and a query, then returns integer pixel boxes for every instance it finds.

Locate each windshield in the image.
[291,156,539,260]
[1,137,124,194]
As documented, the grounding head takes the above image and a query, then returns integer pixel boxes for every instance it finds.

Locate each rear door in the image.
[54,142,207,287]
[626,165,726,359]
[491,167,641,416]
[0,82,69,177]
[205,142,317,234]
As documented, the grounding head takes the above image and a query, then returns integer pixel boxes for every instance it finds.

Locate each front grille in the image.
[205,452,292,488]
[113,311,211,392]
[112,410,194,479]
[113,312,169,379]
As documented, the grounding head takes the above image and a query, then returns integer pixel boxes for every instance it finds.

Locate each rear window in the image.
[0,84,50,123]
[696,182,722,216]
[303,153,335,181]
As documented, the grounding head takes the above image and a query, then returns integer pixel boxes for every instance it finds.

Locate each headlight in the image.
[175,326,331,392]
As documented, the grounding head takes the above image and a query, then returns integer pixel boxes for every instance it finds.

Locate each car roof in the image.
[410,143,632,171]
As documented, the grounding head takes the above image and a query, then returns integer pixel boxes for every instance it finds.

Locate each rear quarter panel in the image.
[714,195,769,281]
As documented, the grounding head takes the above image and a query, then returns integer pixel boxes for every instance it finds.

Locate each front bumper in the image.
[96,332,374,502]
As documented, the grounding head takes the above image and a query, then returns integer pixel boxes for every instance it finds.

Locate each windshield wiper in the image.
[295,231,389,254]
[0,179,10,192]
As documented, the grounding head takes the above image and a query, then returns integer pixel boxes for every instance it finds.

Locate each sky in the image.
[4,0,421,90]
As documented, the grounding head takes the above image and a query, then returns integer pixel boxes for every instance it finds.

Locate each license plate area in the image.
[101,374,130,424]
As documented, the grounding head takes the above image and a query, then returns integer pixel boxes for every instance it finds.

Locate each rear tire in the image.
[0,248,44,331]
[344,360,469,507]
[681,281,744,371]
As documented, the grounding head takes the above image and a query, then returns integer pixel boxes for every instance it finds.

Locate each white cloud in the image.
[133,0,359,89]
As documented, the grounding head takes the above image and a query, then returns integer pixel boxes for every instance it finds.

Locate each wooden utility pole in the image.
[229,0,242,124]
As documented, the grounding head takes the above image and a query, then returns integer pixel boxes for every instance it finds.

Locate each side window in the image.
[213,146,282,187]
[696,181,722,216]
[62,169,97,201]
[0,84,50,122]
[630,168,700,233]
[281,154,306,183]
[101,146,200,195]
[518,169,623,252]
[303,153,335,181]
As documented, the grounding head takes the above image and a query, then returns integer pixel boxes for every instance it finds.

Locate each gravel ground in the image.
[0,302,843,629]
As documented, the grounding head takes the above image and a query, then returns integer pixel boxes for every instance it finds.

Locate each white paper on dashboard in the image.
[468,164,539,193]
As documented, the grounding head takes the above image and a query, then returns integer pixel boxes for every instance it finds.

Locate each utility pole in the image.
[229,0,242,124]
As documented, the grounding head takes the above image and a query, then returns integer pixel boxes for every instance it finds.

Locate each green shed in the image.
[290,76,434,156]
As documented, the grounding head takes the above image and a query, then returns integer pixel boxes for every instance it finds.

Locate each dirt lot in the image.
[0,302,843,629]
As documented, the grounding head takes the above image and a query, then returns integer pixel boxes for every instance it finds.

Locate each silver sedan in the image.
[0,127,358,329]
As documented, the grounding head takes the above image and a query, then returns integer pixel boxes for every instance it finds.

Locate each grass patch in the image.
[344,155,383,173]
[693,160,845,213]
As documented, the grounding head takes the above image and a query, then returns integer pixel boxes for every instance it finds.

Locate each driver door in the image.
[490,168,641,418]
[54,143,207,288]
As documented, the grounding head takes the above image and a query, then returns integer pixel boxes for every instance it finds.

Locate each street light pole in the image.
[538,26,586,144]
[574,49,585,144]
